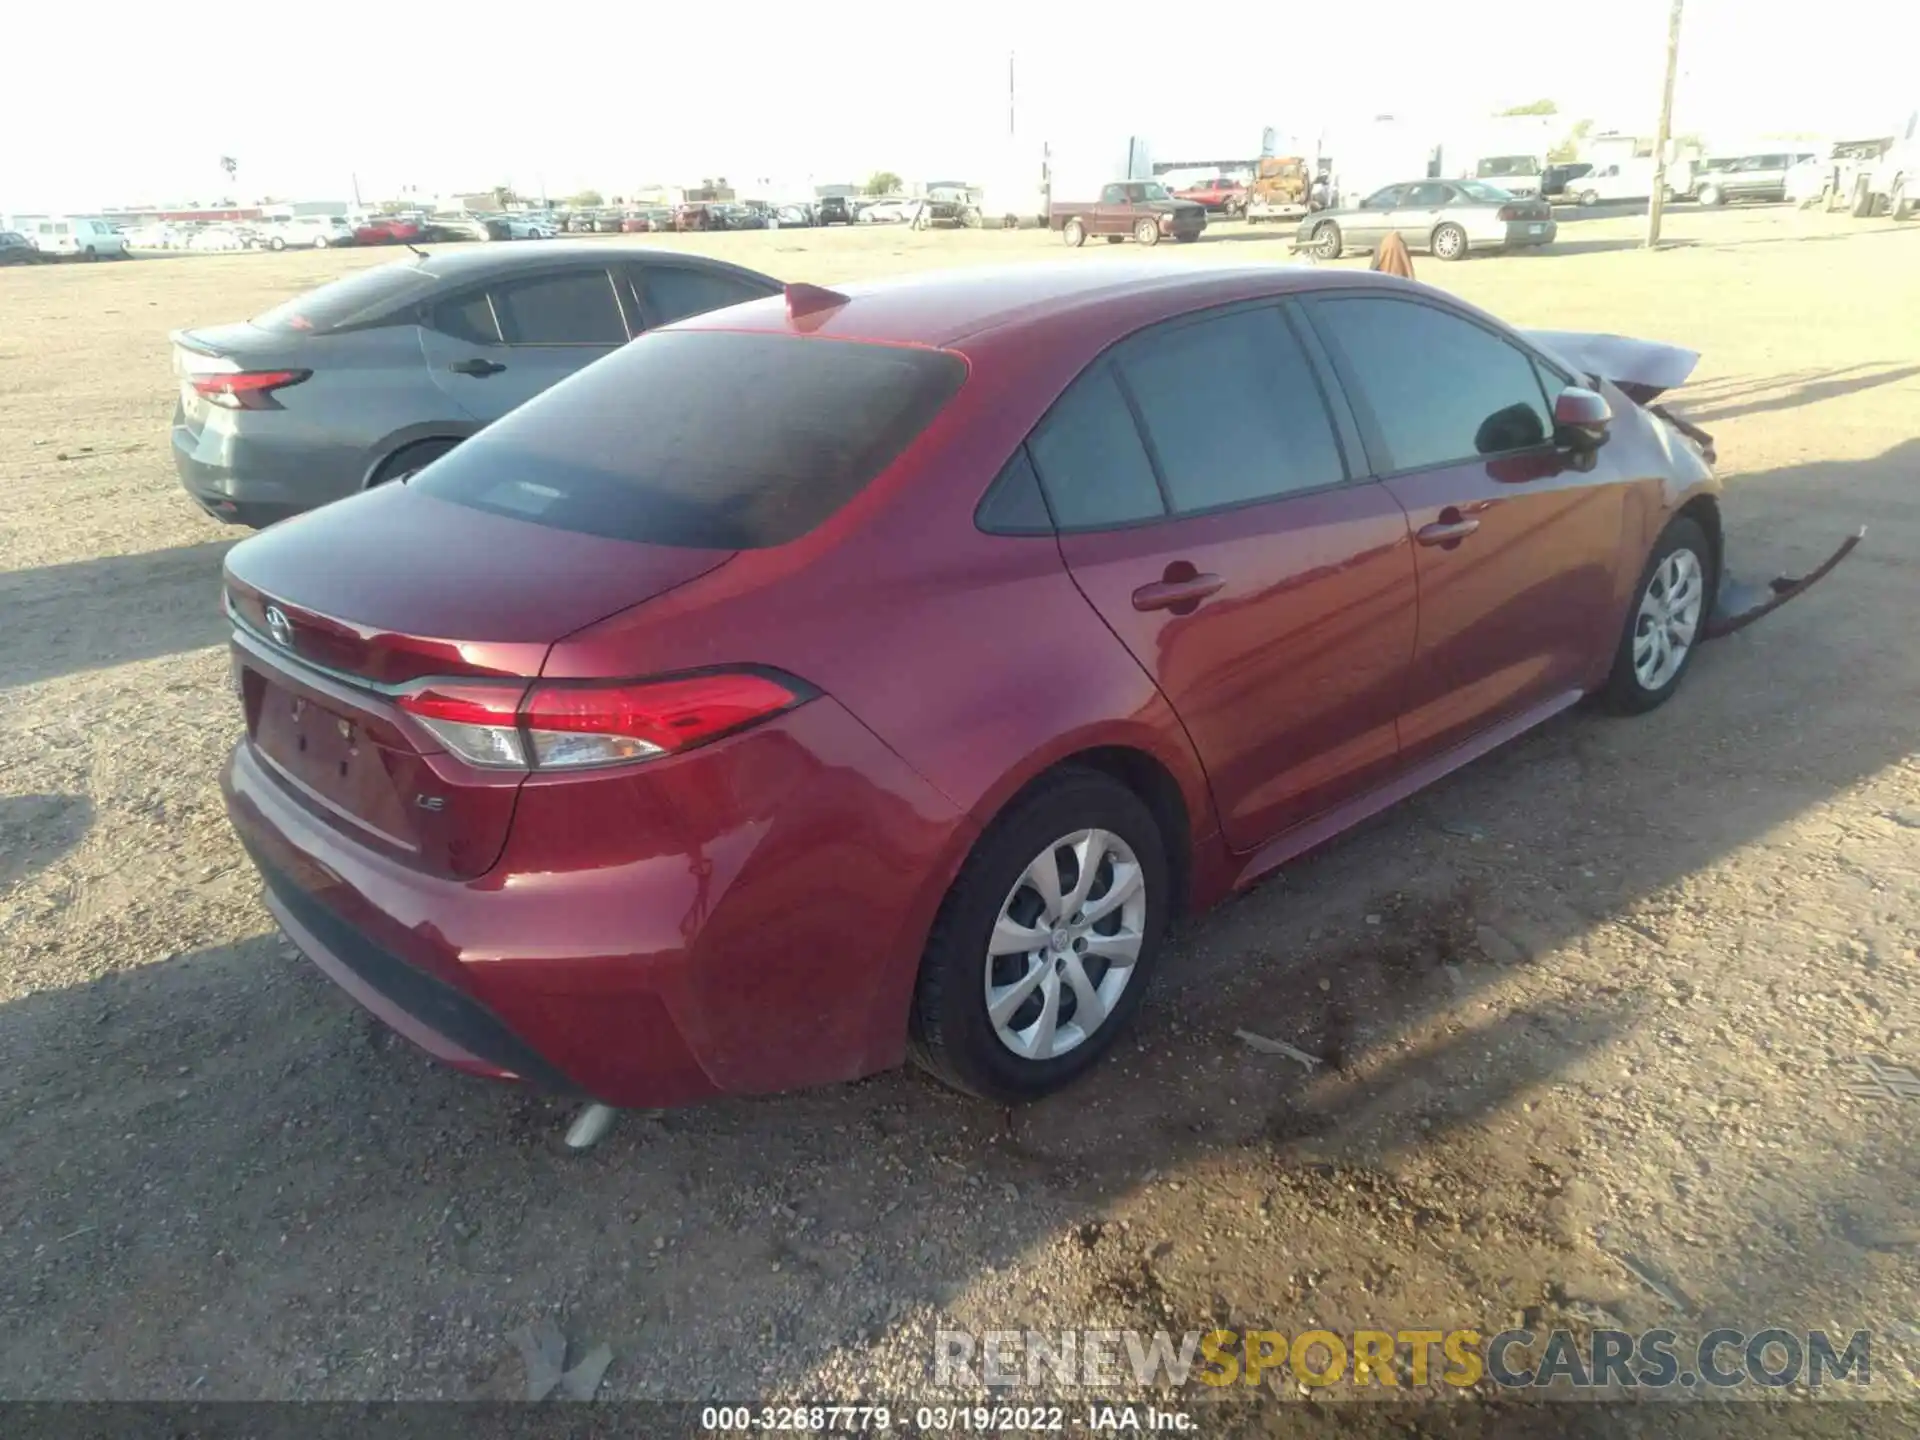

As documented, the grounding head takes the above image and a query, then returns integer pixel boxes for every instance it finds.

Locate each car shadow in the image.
[0,539,234,690]
[0,443,1912,1404]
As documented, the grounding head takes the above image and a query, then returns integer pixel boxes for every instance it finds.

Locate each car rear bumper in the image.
[172,409,356,527]
[222,693,974,1108]
[1485,219,1558,248]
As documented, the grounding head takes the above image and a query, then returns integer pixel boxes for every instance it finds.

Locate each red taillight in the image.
[1497,205,1520,221]
[396,672,808,772]
[191,369,311,410]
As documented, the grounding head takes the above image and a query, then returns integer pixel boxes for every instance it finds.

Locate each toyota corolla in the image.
[219,263,1858,1115]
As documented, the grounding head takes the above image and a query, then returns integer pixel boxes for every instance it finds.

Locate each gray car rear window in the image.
[251,263,439,333]
[410,331,968,549]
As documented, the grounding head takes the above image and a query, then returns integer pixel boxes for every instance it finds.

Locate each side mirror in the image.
[1554,386,1613,450]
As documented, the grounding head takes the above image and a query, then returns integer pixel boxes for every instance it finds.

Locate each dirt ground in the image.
[2,206,1916,1431]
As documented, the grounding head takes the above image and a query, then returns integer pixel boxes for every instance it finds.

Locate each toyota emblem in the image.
[264,605,294,649]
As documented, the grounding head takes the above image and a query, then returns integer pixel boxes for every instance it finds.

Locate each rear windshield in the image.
[410,331,968,549]
[251,262,438,333]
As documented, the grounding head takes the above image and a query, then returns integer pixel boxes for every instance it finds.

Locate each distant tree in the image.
[1499,99,1559,116]
[1549,119,1593,163]
[865,170,904,196]
[569,189,604,208]
[219,154,238,183]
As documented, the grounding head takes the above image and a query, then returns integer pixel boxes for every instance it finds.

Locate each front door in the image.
[1343,185,1406,248]
[1027,301,1417,852]
[419,265,634,424]
[1302,292,1629,766]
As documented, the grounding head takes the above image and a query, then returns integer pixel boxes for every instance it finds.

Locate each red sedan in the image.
[220,263,1855,1114]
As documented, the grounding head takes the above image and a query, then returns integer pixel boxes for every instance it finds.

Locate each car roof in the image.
[405,242,770,284]
[670,260,1411,352]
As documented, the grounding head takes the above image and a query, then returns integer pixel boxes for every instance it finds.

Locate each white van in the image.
[32,217,128,260]
[1571,158,1687,206]
[259,215,355,250]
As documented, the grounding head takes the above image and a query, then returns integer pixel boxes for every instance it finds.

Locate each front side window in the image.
[1309,296,1554,472]
[1406,183,1453,207]
[1114,306,1345,513]
[491,270,627,346]
[640,266,777,326]
[1360,185,1406,209]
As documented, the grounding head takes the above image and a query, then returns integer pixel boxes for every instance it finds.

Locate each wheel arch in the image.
[356,422,484,490]
[1675,492,1724,589]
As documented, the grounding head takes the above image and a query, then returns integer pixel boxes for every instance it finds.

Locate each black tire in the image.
[1599,515,1713,715]
[268,237,286,251]
[369,437,460,488]
[907,768,1171,1103]
[1062,217,1087,248]
[1578,189,1599,207]
[82,246,98,262]
[1431,222,1468,261]
[1698,183,1724,208]
[1134,217,1160,246]
[1310,221,1341,260]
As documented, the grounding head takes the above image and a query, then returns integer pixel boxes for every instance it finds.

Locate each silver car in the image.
[1295,179,1557,262]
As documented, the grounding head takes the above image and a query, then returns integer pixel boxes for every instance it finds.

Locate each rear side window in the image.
[640,266,777,326]
[430,290,501,344]
[252,262,438,333]
[1027,365,1166,530]
[1115,307,1345,513]
[410,332,966,549]
[1309,296,1552,472]
[492,270,627,345]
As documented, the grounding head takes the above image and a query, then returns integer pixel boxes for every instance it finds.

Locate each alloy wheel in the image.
[984,829,1147,1062]
[1633,548,1704,690]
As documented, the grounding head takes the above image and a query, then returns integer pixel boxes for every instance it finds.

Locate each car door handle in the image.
[449,358,506,377]
[1131,574,1225,611]
[1416,516,1481,546]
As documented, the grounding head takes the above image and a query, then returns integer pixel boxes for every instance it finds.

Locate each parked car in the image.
[1570,160,1673,207]
[1690,151,1816,207]
[816,195,856,225]
[1173,177,1247,214]
[1052,180,1207,247]
[170,245,783,528]
[123,222,190,250]
[1541,161,1594,199]
[0,230,41,264]
[1297,179,1555,261]
[354,217,426,246]
[424,215,511,242]
[674,203,719,232]
[718,204,768,229]
[30,216,128,260]
[1472,154,1546,197]
[214,261,1857,1117]
[188,225,256,253]
[262,216,356,251]
[774,203,814,227]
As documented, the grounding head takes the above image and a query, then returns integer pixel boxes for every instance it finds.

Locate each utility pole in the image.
[1008,52,1016,138]
[1646,0,1685,248]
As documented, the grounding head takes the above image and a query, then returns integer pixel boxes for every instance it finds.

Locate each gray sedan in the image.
[170,245,782,527]
[1295,179,1557,262]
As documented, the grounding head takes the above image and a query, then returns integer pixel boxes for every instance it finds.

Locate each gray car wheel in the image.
[1431,222,1467,261]
[1310,221,1341,260]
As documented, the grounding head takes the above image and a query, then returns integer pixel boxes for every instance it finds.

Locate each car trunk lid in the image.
[223,485,735,878]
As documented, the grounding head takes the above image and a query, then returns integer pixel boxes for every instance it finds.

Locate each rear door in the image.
[1038,301,1417,852]
[418,264,634,422]
[1301,292,1627,767]
[1391,182,1454,246]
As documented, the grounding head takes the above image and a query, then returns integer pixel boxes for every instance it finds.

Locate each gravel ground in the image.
[1,206,1916,1433]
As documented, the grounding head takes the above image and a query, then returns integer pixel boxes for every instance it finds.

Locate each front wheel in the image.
[1578,189,1599,207]
[313,235,329,249]
[1431,222,1467,261]
[1600,516,1712,715]
[1309,221,1341,260]
[268,236,287,251]
[1698,183,1724,208]
[1134,217,1160,246]
[1062,217,1086,248]
[908,769,1170,1102]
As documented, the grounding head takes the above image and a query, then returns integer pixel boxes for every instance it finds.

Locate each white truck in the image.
[1849,112,1918,218]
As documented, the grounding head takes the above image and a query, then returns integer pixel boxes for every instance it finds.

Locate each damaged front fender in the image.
[1705,527,1866,640]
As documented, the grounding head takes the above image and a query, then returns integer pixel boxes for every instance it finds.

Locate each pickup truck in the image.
[1051,181,1207,247]
[1172,177,1246,214]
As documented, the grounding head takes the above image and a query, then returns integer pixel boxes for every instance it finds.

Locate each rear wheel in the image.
[1431,222,1467,261]
[908,769,1170,1103]
[369,437,461,488]
[268,236,287,251]
[82,246,98,262]
[1134,217,1160,246]
[1698,182,1724,207]
[1310,221,1341,259]
[1600,516,1711,715]
[313,234,329,249]
[1062,217,1086,248]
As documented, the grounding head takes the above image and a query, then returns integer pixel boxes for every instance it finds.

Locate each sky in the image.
[2,0,1915,211]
